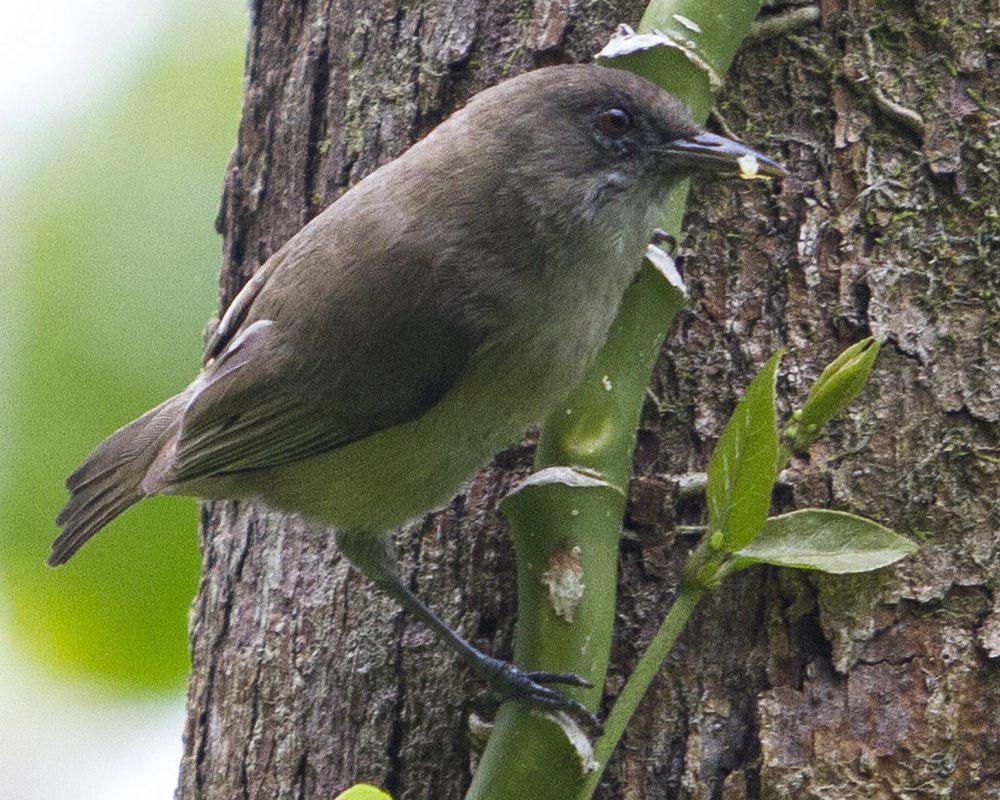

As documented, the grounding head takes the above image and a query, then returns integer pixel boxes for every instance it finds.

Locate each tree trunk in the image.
[176,0,998,798]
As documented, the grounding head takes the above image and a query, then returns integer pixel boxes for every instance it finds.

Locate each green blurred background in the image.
[0,0,245,795]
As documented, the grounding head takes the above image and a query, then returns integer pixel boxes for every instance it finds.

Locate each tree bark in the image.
[176,1,998,798]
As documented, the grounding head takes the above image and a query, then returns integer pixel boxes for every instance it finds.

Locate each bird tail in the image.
[49,391,189,566]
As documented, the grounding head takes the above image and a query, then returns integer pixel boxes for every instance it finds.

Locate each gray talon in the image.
[478,658,603,736]
[526,671,593,689]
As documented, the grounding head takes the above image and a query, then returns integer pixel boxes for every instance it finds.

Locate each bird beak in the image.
[663,132,786,179]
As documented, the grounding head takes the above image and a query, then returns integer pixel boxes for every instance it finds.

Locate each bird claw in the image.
[523,670,593,689]
[474,658,603,737]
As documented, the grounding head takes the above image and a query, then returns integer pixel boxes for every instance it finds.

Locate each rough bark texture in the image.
[176,1,998,798]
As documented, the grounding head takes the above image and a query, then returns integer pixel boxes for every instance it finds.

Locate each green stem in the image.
[465,2,764,798]
[465,269,686,800]
[580,587,703,797]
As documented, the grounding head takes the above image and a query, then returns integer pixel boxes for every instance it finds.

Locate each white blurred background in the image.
[0,1,245,797]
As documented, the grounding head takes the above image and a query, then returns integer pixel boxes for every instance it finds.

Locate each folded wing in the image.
[169,233,483,484]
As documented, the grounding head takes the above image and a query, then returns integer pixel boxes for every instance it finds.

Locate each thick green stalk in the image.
[466,269,685,800]
[466,2,762,798]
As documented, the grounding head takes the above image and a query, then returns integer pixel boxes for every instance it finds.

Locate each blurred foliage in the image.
[0,4,245,693]
[334,786,394,800]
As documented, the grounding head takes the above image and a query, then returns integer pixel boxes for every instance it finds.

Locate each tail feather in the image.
[49,392,189,566]
[65,395,182,492]
[49,483,144,566]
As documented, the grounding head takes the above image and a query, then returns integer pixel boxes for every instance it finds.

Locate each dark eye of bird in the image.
[599,108,632,136]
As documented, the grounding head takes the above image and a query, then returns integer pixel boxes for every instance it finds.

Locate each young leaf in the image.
[334,785,393,800]
[788,337,881,452]
[733,509,917,573]
[706,350,782,551]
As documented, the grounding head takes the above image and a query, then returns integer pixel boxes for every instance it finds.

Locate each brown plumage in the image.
[52,64,783,728]
[52,392,188,564]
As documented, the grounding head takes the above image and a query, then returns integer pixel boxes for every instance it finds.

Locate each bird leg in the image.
[336,529,602,735]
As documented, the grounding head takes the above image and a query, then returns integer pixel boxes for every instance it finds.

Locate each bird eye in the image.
[599,108,632,136]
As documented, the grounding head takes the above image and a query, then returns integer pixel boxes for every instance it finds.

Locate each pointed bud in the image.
[786,338,881,453]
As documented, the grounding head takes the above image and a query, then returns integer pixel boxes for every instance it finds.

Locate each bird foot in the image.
[474,657,603,737]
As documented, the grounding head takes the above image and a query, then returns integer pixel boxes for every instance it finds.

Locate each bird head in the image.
[461,64,784,232]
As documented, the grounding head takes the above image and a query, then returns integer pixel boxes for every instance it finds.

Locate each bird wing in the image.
[169,219,483,483]
[201,258,280,366]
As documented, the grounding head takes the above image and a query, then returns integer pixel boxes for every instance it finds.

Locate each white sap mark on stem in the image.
[541,545,585,623]
[595,24,723,92]
[673,14,702,33]
[537,710,600,773]
[645,243,688,295]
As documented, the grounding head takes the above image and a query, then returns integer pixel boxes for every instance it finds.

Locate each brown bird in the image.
[52,64,783,730]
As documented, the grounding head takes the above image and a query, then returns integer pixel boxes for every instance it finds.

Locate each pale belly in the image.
[245,288,624,533]
[189,197,658,532]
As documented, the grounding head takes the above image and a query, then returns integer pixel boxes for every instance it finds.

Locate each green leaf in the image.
[707,350,782,550]
[733,509,917,573]
[334,785,393,800]
[788,338,881,452]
